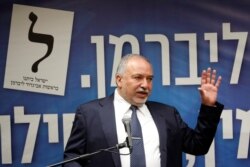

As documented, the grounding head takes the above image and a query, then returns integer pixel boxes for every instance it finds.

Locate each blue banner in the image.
[0,0,249,166]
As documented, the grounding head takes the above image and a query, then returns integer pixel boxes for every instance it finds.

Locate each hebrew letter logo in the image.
[28,12,54,73]
[4,4,74,96]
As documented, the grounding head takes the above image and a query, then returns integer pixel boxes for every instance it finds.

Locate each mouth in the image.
[137,91,149,98]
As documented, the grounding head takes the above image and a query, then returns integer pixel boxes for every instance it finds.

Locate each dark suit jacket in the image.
[63,94,223,167]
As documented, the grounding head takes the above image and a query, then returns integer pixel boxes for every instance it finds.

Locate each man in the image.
[63,54,224,167]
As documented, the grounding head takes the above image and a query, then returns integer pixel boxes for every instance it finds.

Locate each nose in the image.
[140,78,151,89]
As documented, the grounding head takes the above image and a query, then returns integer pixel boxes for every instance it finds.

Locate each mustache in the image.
[137,87,150,94]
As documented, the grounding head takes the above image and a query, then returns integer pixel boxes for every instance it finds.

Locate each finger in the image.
[206,67,211,83]
[211,69,216,85]
[201,70,207,85]
[215,76,222,88]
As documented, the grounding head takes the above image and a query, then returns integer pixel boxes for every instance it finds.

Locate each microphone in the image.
[122,115,133,152]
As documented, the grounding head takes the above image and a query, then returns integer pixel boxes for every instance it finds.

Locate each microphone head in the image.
[122,115,133,152]
[122,115,131,124]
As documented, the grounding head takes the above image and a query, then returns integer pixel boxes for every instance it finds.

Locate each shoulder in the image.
[146,101,186,129]
[76,94,114,113]
[146,101,180,118]
[146,101,176,112]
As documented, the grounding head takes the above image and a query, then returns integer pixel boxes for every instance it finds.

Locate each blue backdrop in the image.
[0,0,249,166]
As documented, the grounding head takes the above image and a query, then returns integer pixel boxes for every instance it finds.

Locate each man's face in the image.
[116,57,153,107]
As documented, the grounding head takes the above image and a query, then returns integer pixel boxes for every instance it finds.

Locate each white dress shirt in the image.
[114,89,161,167]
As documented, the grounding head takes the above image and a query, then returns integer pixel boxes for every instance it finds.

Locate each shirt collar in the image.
[114,89,131,111]
[114,89,147,116]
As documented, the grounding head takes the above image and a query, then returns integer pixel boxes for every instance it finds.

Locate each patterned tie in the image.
[130,105,146,167]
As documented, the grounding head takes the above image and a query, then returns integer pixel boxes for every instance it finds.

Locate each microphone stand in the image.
[47,141,128,167]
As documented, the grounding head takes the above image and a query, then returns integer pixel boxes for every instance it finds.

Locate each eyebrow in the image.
[132,74,154,78]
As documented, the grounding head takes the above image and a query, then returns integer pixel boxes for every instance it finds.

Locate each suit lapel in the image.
[98,94,121,167]
[146,102,168,167]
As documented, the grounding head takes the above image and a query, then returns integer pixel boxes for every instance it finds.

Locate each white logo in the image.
[4,4,74,96]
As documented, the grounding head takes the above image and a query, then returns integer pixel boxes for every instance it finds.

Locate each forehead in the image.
[126,57,153,74]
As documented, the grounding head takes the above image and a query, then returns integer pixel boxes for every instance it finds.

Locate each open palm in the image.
[198,68,222,106]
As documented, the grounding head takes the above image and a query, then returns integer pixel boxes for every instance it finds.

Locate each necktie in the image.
[130,105,146,167]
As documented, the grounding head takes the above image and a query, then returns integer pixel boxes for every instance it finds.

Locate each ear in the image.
[115,74,122,87]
